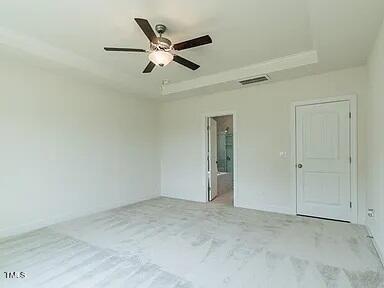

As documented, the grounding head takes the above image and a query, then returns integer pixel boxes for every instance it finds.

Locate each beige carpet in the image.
[1,197,383,287]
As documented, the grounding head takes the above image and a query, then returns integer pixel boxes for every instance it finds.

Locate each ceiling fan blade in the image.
[173,55,200,70]
[104,47,146,52]
[143,61,156,73]
[134,18,157,43]
[173,35,212,51]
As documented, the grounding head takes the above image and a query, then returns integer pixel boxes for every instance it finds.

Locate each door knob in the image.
[297,164,303,168]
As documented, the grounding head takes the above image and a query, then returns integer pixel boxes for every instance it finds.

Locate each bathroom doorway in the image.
[207,114,234,206]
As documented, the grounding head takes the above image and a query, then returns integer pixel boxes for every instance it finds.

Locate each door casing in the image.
[291,95,358,224]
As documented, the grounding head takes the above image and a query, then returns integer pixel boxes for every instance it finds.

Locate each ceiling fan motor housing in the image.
[154,24,172,50]
[156,37,172,50]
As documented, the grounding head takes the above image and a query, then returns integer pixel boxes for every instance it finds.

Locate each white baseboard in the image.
[162,193,296,215]
[0,193,159,239]
[160,192,206,203]
[235,201,296,216]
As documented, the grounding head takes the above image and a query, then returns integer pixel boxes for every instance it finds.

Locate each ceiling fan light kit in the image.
[104,18,212,73]
[149,50,173,67]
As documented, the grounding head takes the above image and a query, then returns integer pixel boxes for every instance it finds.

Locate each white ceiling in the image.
[1,0,383,98]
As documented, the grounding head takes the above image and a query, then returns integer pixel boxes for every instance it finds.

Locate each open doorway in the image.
[207,115,234,206]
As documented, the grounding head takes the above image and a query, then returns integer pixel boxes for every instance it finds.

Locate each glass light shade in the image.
[148,51,173,67]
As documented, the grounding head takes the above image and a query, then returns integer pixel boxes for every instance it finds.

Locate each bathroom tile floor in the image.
[212,191,233,206]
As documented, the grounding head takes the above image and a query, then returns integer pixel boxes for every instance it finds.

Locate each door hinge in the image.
[350,202,352,208]
[350,156,352,164]
[349,112,352,119]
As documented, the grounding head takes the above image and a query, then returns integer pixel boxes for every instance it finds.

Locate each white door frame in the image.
[203,111,238,205]
[291,95,358,223]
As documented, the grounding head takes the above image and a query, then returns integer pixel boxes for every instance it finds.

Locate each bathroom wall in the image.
[214,115,234,173]
[214,115,233,133]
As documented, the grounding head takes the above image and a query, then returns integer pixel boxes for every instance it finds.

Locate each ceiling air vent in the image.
[238,75,270,86]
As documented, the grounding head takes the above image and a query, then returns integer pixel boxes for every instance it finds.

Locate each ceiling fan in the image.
[104,18,212,73]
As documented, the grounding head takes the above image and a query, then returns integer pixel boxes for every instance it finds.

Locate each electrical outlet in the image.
[368,208,375,217]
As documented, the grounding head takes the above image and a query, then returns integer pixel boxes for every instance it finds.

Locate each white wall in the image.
[0,50,374,239]
[0,56,160,237]
[366,19,384,259]
[160,67,367,222]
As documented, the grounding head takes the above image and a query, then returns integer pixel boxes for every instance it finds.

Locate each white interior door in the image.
[296,101,351,221]
[208,118,218,201]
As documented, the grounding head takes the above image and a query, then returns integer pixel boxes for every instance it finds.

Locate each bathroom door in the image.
[208,118,218,201]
